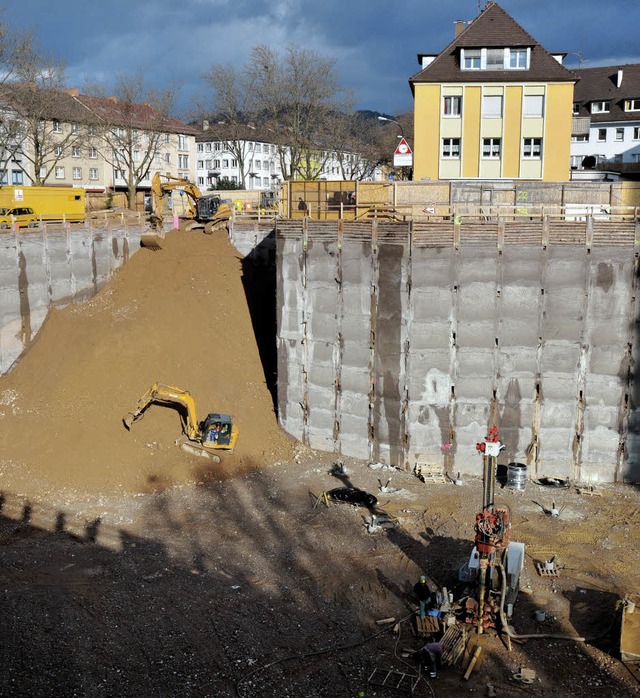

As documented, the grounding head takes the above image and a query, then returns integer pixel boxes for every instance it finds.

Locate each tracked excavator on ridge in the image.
[123,383,239,462]
[141,173,233,250]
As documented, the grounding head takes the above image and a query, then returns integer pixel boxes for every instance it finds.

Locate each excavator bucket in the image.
[140,232,164,251]
[122,413,137,430]
[176,436,222,463]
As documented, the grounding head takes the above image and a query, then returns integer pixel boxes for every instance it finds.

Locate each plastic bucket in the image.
[507,463,527,490]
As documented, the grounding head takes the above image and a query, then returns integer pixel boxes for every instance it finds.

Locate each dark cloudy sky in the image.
[5,0,639,119]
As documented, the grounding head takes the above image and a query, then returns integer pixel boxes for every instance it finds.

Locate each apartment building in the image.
[409,2,577,181]
[571,64,640,172]
[0,85,197,199]
[195,122,382,191]
[195,123,282,191]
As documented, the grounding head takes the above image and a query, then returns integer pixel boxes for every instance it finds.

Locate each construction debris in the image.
[414,462,447,484]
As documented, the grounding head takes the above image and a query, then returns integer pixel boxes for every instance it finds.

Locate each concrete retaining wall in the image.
[0,224,144,374]
[276,218,640,482]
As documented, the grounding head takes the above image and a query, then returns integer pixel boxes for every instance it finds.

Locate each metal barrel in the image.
[507,462,527,490]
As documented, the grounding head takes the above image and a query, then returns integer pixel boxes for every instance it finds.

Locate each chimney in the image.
[202,119,209,131]
[65,88,79,97]
[617,69,623,88]
[108,96,118,103]
[455,20,466,37]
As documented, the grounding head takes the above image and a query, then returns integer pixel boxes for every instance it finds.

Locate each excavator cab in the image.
[201,413,235,447]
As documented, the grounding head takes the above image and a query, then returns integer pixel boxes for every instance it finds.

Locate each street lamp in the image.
[378,116,410,181]
[378,115,405,138]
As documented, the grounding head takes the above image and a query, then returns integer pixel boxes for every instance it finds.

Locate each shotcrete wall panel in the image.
[275,219,639,481]
[0,226,139,375]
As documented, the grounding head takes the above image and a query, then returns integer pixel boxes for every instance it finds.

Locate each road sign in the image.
[394,138,413,167]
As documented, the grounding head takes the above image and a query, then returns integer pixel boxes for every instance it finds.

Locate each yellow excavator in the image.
[123,382,239,462]
[142,174,233,249]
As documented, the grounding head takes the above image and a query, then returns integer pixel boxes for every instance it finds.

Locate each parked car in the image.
[0,206,38,229]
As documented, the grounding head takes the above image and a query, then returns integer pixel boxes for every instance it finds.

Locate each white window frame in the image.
[633,127,640,141]
[572,103,580,115]
[597,128,607,142]
[72,146,80,157]
[55,146,63,156]
[522,138,542,159]
[482,95,503,118]
[178,154,189,168]
[443,95,462,117]
[55,166,65,179]
[53,120,62,133]
[178,135,187,150]
[89,168,98,180]
[460,48,482,70]
[442,138,461,159]
[72,167,82,180]
[591,101,610,114]
[615,128,625,141]
[89,147,97,159]
[482,138,501,159]
[624,99,640,112]
[508,48,528,69]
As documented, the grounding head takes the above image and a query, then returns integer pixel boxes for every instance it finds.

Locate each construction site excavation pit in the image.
[0,224,638,698]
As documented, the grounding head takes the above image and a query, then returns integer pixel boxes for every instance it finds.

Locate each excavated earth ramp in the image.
[0,228,293,500]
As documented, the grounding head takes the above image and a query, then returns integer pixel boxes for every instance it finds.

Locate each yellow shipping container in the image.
[0,186,85,223]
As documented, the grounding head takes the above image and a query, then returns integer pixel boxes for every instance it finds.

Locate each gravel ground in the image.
[1,445,639,697]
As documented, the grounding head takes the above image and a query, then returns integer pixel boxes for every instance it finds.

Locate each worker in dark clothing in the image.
[421,641,444,679]
[413,575,434,620]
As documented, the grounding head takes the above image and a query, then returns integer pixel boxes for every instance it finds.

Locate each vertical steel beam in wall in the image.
[368,219,379,461]
[301,216,309,445]
[334,221,344,447]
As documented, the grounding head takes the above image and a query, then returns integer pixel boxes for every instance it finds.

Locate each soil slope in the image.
[0,228,292,499]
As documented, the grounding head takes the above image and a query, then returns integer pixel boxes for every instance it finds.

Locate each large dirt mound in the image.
[0,228,293,498]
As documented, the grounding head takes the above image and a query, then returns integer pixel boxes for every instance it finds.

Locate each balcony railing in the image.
[572,116,591,135]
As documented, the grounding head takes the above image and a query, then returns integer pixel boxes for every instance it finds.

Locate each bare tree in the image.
[82,73,176,209]
[204,44,347,182]
[328,111,384,181]
[202,64,260,189]
[248,44,347,181]
[0,27,85,186]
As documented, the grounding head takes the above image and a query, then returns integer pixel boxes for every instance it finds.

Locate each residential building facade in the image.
[196,124,283,191]
[0,86,198,202]
[195,123,382,191]
[409,2,577,182]
[570,64,640,172]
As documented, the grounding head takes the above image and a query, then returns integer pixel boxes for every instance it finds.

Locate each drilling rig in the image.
[461,426,525,634]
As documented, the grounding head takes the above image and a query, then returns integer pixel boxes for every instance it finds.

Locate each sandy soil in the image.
[0,227,293,500]
[0,226,639,697]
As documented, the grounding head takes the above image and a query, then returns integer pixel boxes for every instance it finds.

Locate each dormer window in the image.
[463,49,481,70]
[509,49,528,68]
[461,47,530,71]
[624,99,640,112]
[591,101,610,114]
[572,103,580,115]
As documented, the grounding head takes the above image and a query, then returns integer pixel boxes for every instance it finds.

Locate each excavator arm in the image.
[123,382,239,462]
[123,382,201,442]
[150,173,203,221]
